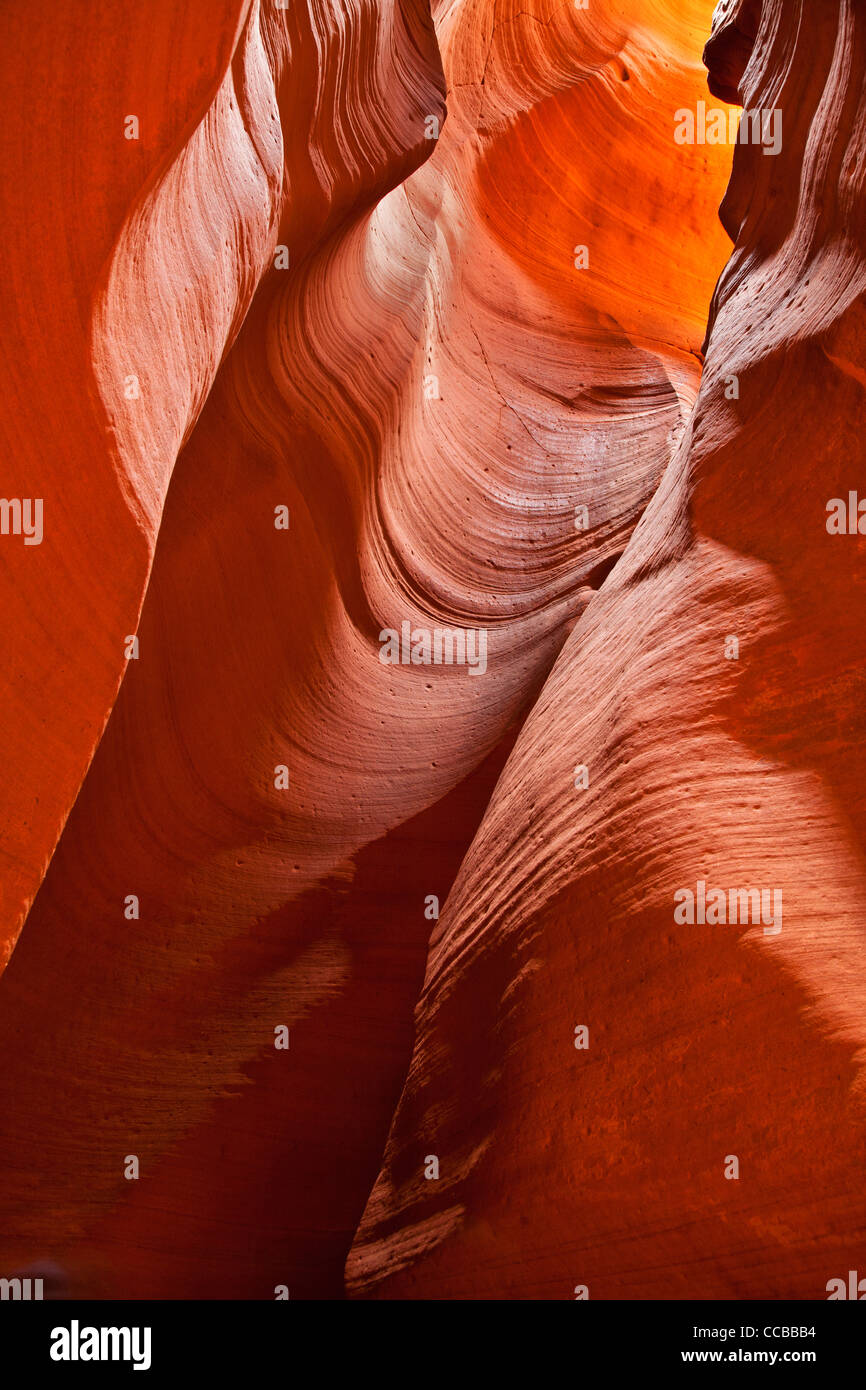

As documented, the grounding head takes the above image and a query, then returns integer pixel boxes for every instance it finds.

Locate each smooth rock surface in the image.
[6,0,831,1302]
[348,0,866,1299]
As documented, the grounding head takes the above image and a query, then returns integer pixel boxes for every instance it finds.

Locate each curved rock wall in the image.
[5,0,856,1304]
[0,0,249,970]
[347,0,866,1299]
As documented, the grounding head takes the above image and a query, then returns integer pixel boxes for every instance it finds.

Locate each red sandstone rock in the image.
[347,0,866,1299]
[0,1,253,969]
[6,0,852,1305]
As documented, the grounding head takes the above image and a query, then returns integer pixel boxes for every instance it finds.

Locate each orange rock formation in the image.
[2,0,862,1301]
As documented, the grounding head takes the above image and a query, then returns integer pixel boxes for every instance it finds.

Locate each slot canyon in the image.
[0,0,865,1303]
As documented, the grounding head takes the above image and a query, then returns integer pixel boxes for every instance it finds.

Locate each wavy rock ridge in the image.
[3,0,861,1301]
[348,0,866,1299]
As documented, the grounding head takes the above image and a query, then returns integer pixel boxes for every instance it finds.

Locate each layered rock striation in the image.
[3,0,859,1302]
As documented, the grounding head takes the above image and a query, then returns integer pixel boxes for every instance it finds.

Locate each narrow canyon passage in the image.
[1,0,864,1305]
